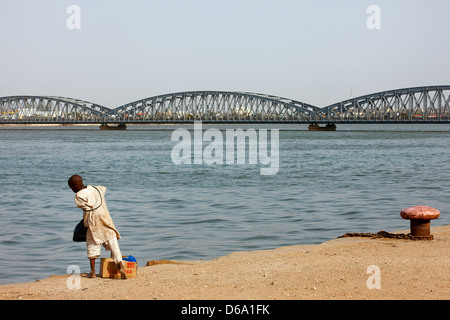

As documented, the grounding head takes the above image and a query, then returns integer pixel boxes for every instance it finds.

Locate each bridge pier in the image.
[308,123,336,131]
[99,123,127,130]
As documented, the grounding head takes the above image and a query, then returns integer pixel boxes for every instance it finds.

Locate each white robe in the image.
[74,185,121,245]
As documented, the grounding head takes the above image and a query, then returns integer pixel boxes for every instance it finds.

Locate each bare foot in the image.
[86,272,96,278]
[119,267,127,279]
[118,262,128,279]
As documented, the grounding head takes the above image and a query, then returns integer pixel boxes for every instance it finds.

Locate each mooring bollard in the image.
[400,206,440,238]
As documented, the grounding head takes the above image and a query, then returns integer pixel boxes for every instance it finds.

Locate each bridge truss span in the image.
[1,86,449,124]
[320,86,450,123]
[0,96,108,123]
[105,91,320,123]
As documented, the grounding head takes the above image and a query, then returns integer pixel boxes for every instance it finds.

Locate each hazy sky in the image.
[1,0,449,109]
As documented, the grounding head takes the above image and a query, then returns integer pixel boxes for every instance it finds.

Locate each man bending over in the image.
[68,174,127,279]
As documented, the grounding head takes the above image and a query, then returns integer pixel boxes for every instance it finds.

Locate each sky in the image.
[0,0,449,109]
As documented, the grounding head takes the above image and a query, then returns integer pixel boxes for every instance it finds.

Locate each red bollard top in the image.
[401,206,440,220]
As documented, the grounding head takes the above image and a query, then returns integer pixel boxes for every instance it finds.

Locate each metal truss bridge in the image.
[1,86,449,125]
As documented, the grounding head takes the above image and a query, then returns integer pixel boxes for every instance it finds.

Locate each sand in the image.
[1,225,449,300]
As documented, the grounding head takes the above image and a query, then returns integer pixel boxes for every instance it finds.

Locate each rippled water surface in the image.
[0,123,449,284]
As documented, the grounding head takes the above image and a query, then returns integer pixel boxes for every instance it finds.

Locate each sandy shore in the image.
[1,225,449,300]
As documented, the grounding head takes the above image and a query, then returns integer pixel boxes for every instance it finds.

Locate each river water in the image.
[0,123,449,285]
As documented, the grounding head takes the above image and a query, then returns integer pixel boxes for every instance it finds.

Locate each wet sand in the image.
[1,225,449,300]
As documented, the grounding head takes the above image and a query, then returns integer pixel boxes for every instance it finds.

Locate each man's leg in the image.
[104,237,127,279]
[86,232,101,278]
[88,258,96,278]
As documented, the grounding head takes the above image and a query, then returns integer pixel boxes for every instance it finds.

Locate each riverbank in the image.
[1,225,448,300]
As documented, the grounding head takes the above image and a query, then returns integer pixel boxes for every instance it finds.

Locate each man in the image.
[68,174,127,279]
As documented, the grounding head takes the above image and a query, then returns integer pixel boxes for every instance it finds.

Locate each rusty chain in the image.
[338,230,434,240]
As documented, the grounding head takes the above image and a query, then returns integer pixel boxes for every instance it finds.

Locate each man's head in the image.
[68,174,86,193]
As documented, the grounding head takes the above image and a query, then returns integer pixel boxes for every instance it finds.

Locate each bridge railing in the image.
[103,113,315,123]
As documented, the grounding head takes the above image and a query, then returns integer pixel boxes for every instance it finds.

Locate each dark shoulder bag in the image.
[73,219,88,242]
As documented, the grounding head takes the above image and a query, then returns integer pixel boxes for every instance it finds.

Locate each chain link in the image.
[338,230,434,240]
